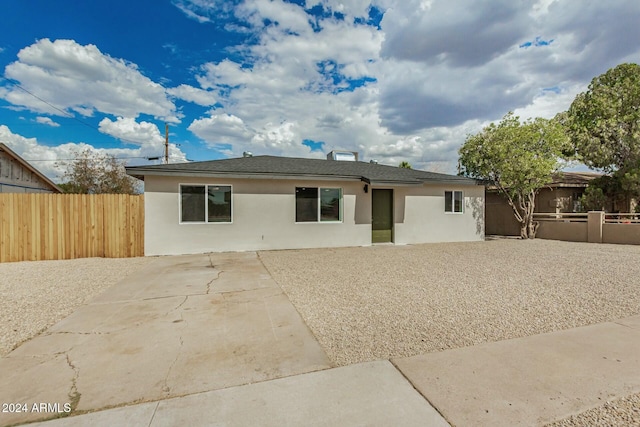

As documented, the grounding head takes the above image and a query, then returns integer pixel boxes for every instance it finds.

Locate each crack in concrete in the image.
[205,254,225,294]
[65,353,82,413]
[170,296,189,313]
[161,336,184,396]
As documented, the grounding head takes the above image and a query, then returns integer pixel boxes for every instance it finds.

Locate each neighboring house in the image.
[0,143,62,193]
[126,152,485,256]
[485,172,600,236]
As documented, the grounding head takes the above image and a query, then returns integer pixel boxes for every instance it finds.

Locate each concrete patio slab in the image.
[27,361,450,427]
[393,316,640,427]
[0,252,330,426]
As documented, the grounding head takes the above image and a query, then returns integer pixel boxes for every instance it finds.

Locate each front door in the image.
[372,189,393,243]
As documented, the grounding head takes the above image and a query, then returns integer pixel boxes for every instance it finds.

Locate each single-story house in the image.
[0,143,62,193]
[126,152,484,256]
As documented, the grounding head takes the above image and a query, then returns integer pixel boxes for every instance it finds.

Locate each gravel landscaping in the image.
[260,238,640,425]
[2,240,639,425]
[259,239,640,367]
[545,392,640,426]
[0,256,152,356]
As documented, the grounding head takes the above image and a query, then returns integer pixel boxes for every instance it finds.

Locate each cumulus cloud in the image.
[188,0,384,159]
[183,0,640,172]
[188,113,255,146]
[98,117,165,146]
[1,39,178,121]
[167,84,217,106]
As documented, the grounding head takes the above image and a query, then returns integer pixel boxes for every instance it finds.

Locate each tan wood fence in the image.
[0,194,144,262]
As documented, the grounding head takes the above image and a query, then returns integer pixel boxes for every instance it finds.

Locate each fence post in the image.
[587,211,604,243]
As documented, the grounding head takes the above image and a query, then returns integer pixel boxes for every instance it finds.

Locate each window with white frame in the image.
[180,184,232,223]
[295,187,342,222]
[445,190,463,213]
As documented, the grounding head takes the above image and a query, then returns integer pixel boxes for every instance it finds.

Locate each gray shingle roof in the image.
[126,155,478,185]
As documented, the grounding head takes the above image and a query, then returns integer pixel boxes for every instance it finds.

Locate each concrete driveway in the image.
[0,252,332,425]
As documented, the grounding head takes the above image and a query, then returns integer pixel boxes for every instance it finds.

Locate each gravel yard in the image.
[0,256,152,356]
[261,239,640,425]
[545,392,640,426]
[259,239,640,367]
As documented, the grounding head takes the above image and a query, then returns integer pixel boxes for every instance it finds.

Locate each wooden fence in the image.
[0,194,144,262]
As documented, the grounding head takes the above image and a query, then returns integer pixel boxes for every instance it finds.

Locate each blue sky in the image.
[1,0,639,181]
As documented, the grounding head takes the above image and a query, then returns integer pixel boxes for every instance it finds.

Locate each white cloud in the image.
[1,39,178,122]
[305,0,379,19]
[188,0,386,160]
[0,125,187,182]
[237,0,313,35]
[35,116,60,127]
[180,0,640,172]
[98,117,165,146]
[188,113,255,146]
[167,84,217,106]
[2,1,638,176]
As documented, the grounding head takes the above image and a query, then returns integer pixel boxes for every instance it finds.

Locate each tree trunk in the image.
[518,191,538,239]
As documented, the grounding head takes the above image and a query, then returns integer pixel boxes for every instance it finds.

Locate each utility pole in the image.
[164,123,169,164]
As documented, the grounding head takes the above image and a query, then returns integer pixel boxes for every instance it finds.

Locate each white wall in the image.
[143,175,484,255]
[392,185,485,244]
[144,176,371,255]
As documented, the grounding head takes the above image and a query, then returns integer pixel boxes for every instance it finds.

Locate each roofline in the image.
[0,143,62,193]
[126,168,365,182]
[126,167,480,186]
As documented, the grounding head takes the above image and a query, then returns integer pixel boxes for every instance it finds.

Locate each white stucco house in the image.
[126,152,484,256]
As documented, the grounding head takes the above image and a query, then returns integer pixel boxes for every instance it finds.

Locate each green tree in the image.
[579,185,607,212]
[565,63,640,208]
[58,149,139,194]
[459,113,569,239]
[398,161,412,169]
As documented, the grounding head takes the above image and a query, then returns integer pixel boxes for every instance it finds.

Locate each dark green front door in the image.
[372,189,393,243]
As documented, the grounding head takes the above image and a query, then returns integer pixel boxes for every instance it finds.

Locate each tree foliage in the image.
[564,63,640,209]
[579,185,607,212]
[398,161,412,169]
[58,149,139,194]
[459,113,569,238]
[565,63,640,173]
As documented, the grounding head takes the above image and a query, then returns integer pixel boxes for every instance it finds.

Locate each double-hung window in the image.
[180,184,232,223]
[445,190,463,213]
[295,187,342,222]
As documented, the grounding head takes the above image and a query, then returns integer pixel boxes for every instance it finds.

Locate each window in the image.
[445,190,463,213]
[180,184,232,223]
[296,187,342,222]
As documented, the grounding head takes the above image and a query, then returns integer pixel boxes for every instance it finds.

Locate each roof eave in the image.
[126,168,365,182]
